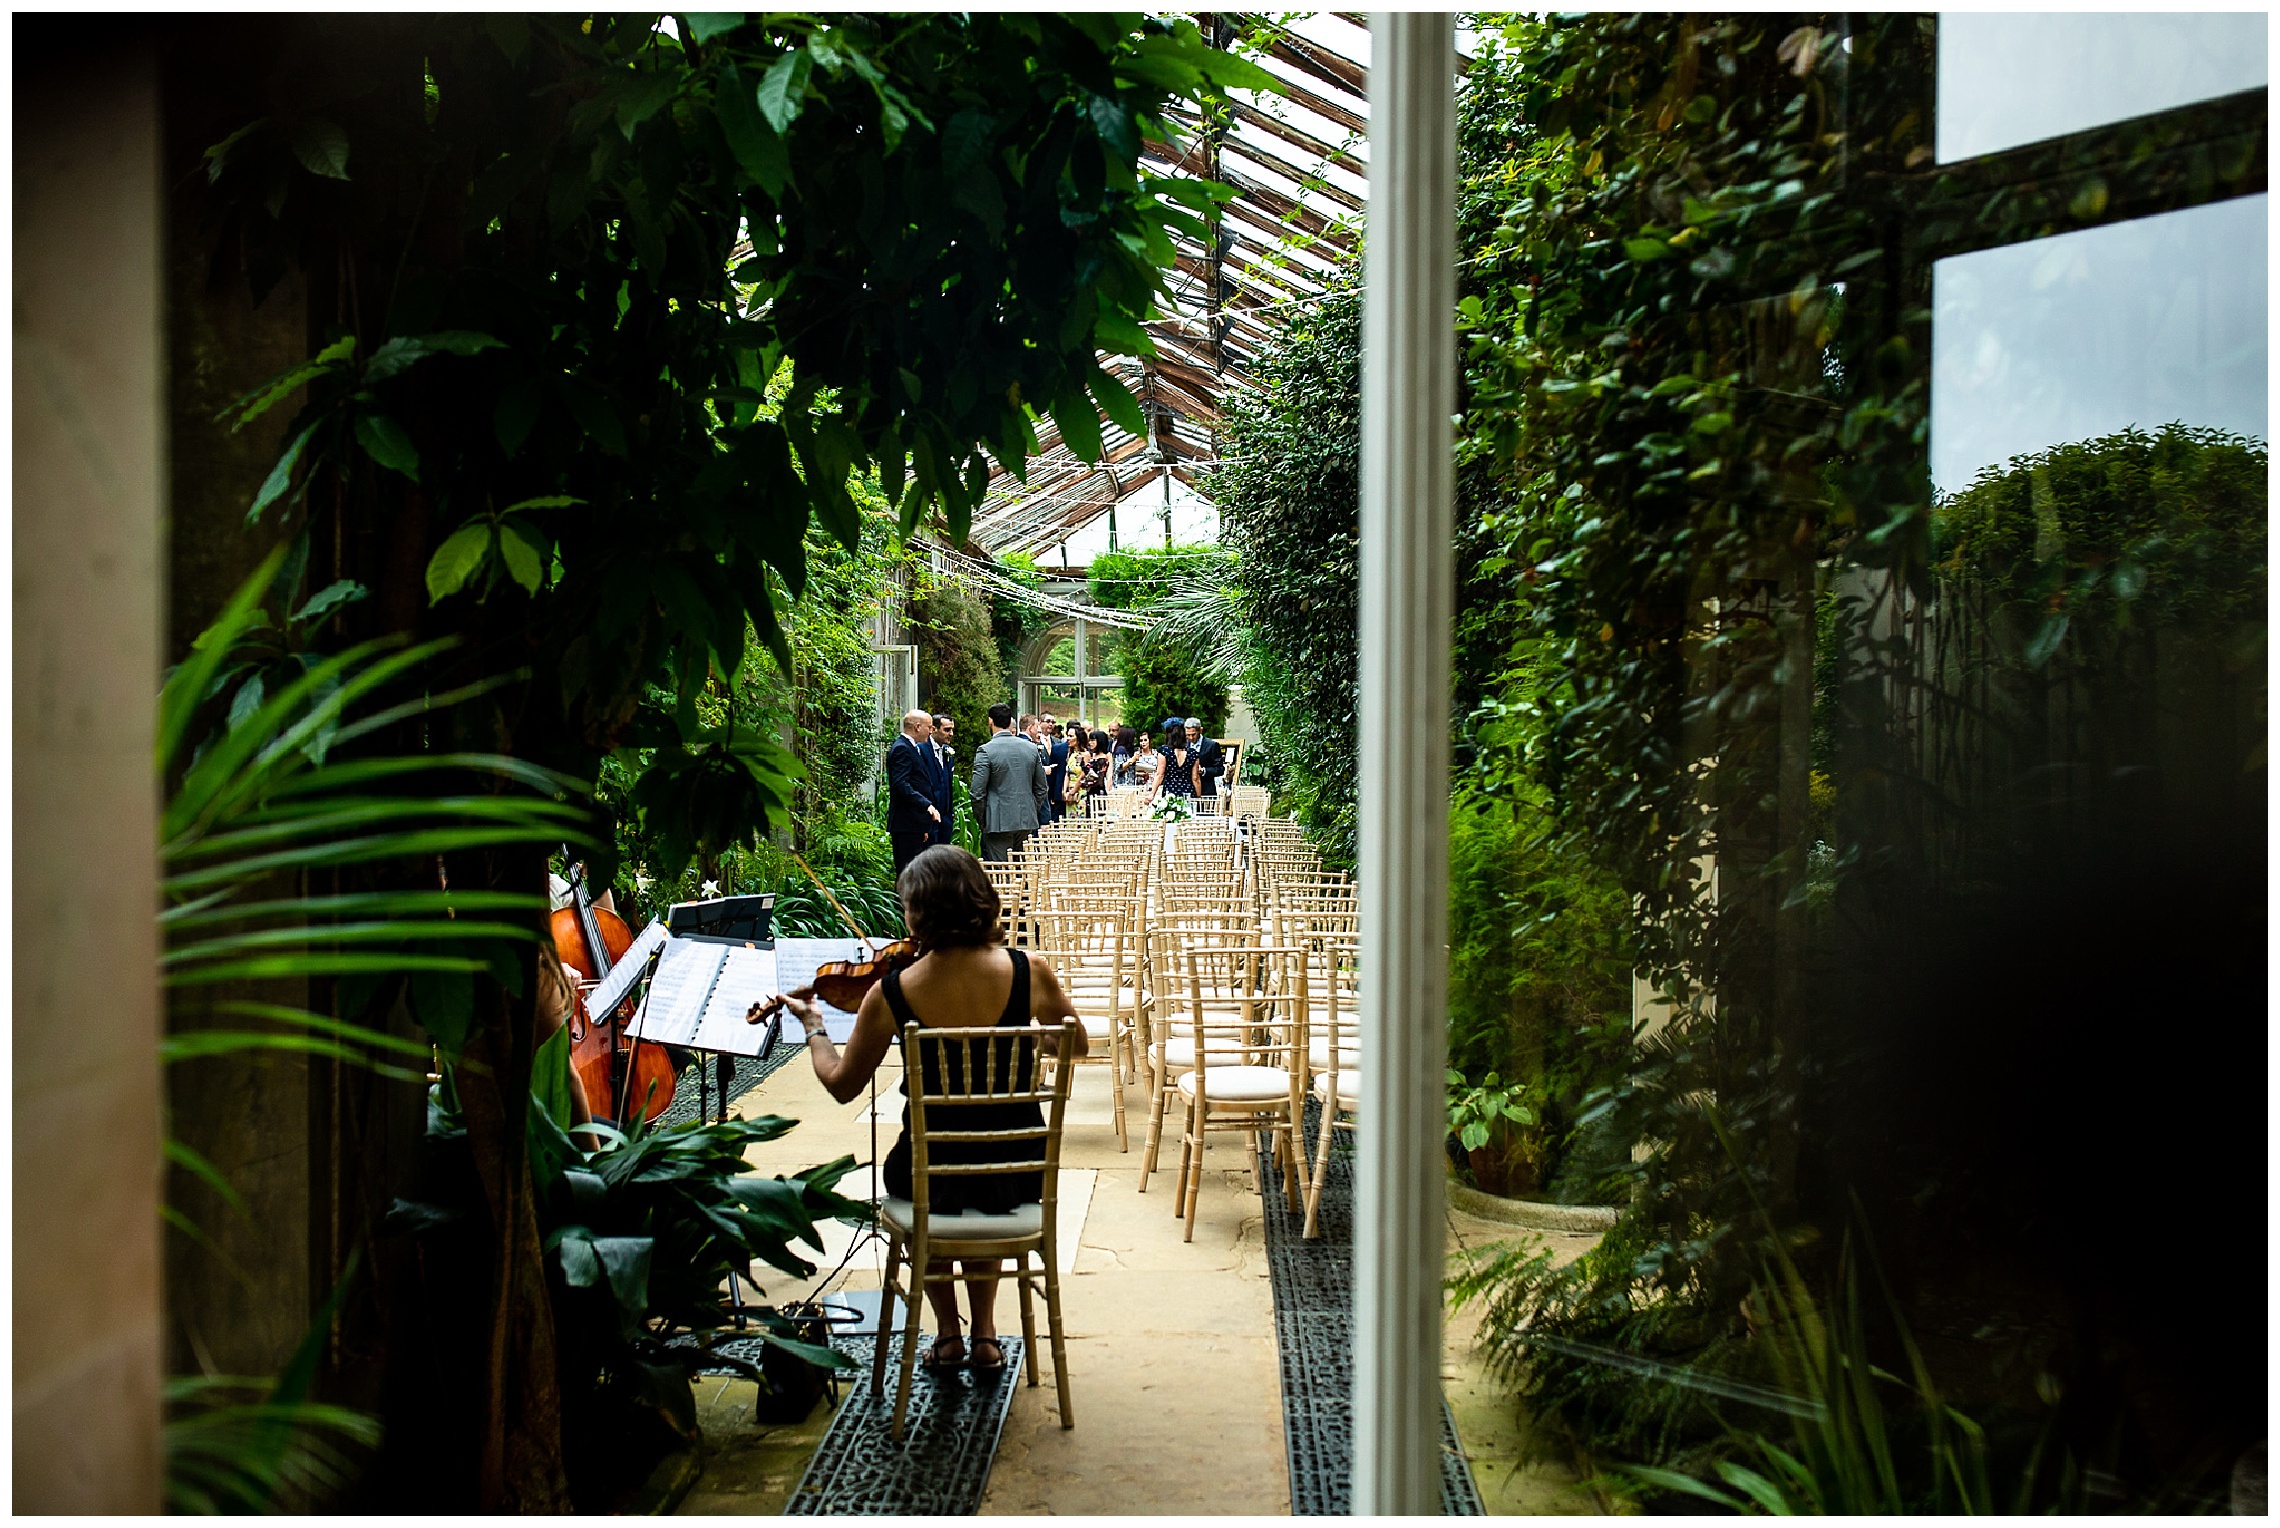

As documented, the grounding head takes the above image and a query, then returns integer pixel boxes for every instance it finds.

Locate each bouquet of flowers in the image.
[1147,794,1196,822]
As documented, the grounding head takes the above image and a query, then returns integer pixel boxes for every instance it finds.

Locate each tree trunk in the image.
[451,846,570,1512]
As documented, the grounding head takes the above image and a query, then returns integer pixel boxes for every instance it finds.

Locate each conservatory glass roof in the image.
[967,13,1374,557]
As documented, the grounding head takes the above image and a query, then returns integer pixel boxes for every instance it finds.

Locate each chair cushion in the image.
[1312,1071,1360,1111]
[879,1198,1044,1243]
[1150,1035,1247,1068]
[1175,1065,1294,1103]
[1306,1037,1361,1070]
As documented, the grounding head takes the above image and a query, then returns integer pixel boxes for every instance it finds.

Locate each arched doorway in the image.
[1016,616,1124,727]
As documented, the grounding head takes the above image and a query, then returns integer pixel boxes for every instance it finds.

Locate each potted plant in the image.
[1447,1070,1542,1198]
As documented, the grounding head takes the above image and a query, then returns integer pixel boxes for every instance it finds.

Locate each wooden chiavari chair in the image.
[1164,942,1309,1241]
[1136,910,1265,1191]
[875,1021,1080,1439]
[1300,936,1359,1240]
[1030,891,1144,1151]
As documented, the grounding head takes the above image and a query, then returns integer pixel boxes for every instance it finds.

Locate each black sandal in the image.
[968,1336,1006,1377]
[921,1335,965,1373]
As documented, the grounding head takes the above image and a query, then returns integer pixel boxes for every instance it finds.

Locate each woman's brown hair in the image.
[896,845,1003,951]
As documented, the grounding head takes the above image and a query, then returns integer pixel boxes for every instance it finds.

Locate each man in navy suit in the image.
[885,709,941,875]
[928,712,957,845]
[1042,714,1071,822]
[1186,717,1226,799]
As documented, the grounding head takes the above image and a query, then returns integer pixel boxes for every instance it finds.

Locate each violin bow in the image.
[789,852,876,948]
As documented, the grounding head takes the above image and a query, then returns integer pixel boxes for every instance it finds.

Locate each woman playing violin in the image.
[779,845,1083,1377]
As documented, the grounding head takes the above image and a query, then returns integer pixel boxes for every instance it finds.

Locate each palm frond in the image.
[159,560,590,1210]
[1139,557,1250,683]
[163,1261,379,1513]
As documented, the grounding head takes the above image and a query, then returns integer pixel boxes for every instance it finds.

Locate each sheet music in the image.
[774,937,872,1043]
[630,938,726,1048]
[586,918,668,1019]
[691,945,781,1054]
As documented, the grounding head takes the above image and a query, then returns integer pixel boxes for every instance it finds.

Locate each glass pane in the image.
[1085,690,1127,731]
[1083,630,1118,677]
[1034,682,1088,715]
[1938,12,2267,163]
[1930,195,2267,494]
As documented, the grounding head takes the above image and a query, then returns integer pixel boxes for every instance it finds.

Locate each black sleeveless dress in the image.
[879,950,1046,1213]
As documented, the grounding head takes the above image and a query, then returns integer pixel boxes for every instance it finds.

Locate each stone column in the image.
[1354,12,1456,1515]
[13,27,167,1512]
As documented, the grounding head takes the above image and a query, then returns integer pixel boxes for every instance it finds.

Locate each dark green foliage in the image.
[1085,544,1234,733]
[595,499,912,905]
[394,1073,867,1502]
[160,560,589,1510]
[1938,423,2266,631]
[1214,284,1363,862]
[159,551,582,1115]
[1448,13,2266,1499]
[1114,631,1228,738]
[1442,13,1911,1465]
[1446,793,1634,1198]
[910,570,1005,754]
[164,1265,381,1514]
[1905,424,2268,874]
[202,12,1267,869]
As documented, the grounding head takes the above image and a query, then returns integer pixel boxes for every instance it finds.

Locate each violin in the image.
[552,863,678,1123]
[747,939,920,1026]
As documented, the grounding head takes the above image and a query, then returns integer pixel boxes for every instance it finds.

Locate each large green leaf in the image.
[219,334,357,430]
[164,1255,378,1512]
[714,64,789,197]
[424,523,492,603]
[1086,367,1149,437]
[289,119,351,180]
[497,518,549,594]
[756,48,813,133]
[1049,391,1103,464]
[248,421,322,524]
[353,414,420,481]
[686,13,744,44]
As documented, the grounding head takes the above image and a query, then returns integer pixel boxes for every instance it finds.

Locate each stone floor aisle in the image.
[676,1042,1603,1515]
[678,1041,1290,1515]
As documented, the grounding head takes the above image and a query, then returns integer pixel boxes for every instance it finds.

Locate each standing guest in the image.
[1148,726,1200,804]
[1083,731,1112,805]
[1111,725,1139,785]
[886,710,942,875]
[929,713,958,846]
[971,703,1052,863]
[1061,728,1089,817]
[1043,717,1071,822]
[1186,719,1226,800]
[1129,730,1162,789]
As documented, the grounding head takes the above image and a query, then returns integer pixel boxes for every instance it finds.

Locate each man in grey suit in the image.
[970,701,1051,863]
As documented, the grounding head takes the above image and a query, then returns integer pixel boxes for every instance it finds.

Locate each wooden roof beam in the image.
[1221,193,1357,255]
[1217,165,1349,239]
[1229,15,1368,96]
[1218,135,1366,212]
[1228,101,1366,177]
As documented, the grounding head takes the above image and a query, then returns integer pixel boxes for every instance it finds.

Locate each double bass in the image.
[552,863,678,1124]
